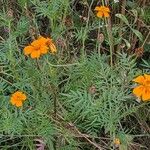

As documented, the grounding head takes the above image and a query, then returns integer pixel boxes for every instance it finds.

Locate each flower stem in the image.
[35,59,41,70]
[105,18,114,67]
[102,0,114,67]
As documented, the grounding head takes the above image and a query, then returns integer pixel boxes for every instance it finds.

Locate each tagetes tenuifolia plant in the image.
[24,36,56,59]
[133,74,150,101]
[10,91,27,107]
[94,6,110,18]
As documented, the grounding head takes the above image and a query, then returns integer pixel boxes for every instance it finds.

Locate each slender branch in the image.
[56,114,103,150]
[141,31,150,48]
[117,0,126,52]
[72,123,103,150]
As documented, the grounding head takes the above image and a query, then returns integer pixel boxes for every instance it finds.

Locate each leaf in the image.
[115,13,143,41]
[131,28,143,41]
[115,14,129,26]
[122,39,131,49]
[130,9,138,24]
[18,0,28,7]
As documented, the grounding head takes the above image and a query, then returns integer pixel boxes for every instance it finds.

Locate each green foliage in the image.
[33,0,70,18]
[0,0,149,149]
[61,54,138,137]
[14,17,30,37]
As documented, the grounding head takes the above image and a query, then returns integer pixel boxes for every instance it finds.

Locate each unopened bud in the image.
[97,33,104,43]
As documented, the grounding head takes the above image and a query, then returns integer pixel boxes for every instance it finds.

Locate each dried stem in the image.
[56,114,103,150]
[103,0,114,66]
[35,59,41,70]
[130,0,146,50]
[117,0,126,52]
[141,31,150,48]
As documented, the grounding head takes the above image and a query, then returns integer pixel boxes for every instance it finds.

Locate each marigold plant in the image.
[24,36,56,59]
[10,91,27,107]
[94,6,110,18]
[132,74,150,101]
[0,0,149,149]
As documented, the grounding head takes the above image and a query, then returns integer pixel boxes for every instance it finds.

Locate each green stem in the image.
[81,0,94,61]
[102,0,114,67]
[105,18,114,67]
[98,21,101,57]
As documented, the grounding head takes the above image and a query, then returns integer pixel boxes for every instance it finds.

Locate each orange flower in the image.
[94,6,110,18]
[132,74,150,101]
[46,38,57,54]
[10,91,27,107]
[24,36,57,58]
[114,138,120,146]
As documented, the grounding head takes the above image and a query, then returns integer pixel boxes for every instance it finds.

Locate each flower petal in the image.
[104,7,110,12]
[94,6,101,11]
[21,94,27,101]
[103,12,110,17]
[142,88,150,101]
[24,46,34,55]
[31,39,40,47]
[97,12,103,18]
[15,101,23,107]
[40,46,48,54]
[144,74,150,81]
[37,36,48,45]
[132,75,145,84]
[10,98,17,105]
[133,85,144,98]
[49,43,57,53]
[30,51,41,58]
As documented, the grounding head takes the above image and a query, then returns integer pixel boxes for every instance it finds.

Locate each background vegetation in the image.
[0,0,150,149]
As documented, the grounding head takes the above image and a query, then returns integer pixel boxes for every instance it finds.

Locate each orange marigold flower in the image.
[10,91,27,107]
[132,74,150,101]
[114,138,120,146]
[94,6,110,18]
[46,38,57,54]
[24,36,57,58]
